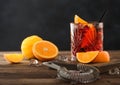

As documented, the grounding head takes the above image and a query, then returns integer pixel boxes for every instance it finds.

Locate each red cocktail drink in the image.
[70,22,103,61]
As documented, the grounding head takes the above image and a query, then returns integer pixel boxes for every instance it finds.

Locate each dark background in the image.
[0,0,120,51]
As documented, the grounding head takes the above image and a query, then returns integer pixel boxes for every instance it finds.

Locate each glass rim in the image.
[70,22,103,24]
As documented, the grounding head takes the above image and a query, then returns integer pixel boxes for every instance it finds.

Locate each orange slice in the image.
[92,51,110,63]
[76,51,99,63]
[4,54,24,63]
[32,40,59,61]
[74,15,88,24]
[21,35,43,59]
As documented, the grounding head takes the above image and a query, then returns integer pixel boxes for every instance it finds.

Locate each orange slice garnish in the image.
[76,51,99,63]
[74,15,88,24]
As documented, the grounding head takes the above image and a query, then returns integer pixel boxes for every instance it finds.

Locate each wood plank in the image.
[0,79,69,85]
[0,78,119,85]
[0,63,57,78]
[0,51,119,85]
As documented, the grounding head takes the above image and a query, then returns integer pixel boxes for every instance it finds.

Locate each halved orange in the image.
[92,51,110,63]
[21,35,43,59]
[32,40,59,61]
[74,15,88,24]
[4,54,24,63]
[76,51,99,63]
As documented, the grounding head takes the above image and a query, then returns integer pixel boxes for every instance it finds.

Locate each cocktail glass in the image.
[70,22,103,61]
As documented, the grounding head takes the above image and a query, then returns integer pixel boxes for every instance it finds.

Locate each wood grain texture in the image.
[0,51,120,85]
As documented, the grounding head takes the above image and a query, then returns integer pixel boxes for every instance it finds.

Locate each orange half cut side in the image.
[32,40,59,61]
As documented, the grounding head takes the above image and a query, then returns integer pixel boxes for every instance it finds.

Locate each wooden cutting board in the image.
[52,60,120,73]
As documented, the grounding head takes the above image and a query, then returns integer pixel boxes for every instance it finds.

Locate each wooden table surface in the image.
[0,51,120,85]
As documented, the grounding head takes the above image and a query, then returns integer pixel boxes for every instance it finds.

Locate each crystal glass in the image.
[70,22,103,61]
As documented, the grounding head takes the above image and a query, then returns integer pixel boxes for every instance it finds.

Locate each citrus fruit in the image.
[32,40,59,61]
[92,51,110,63]
[4,54,24,63]
[21,35,43,59]
[76,51,99,63]
[74,15,88,24]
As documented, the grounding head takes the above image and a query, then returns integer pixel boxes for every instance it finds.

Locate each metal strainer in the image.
[42,62,100,84]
